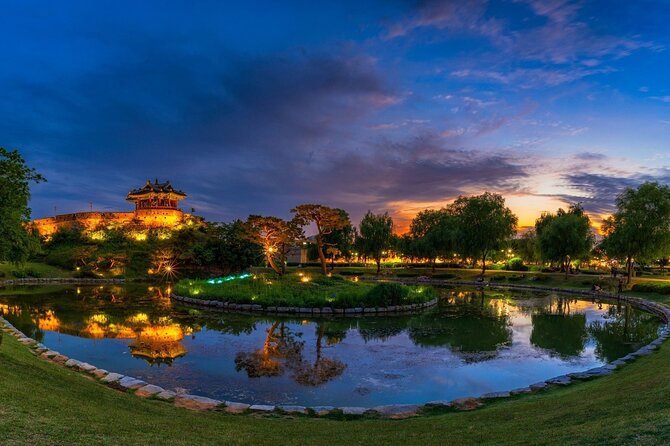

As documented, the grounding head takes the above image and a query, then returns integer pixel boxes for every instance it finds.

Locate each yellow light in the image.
[298,272,304,277]
[165,266,172,272]
[301,276,310,283]
[76,267,81,271]
[76,287,81,294]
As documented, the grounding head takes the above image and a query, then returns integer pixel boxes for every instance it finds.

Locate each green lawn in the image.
[0,261,73,279]
[175,273,435,308]
[1,319,670,445]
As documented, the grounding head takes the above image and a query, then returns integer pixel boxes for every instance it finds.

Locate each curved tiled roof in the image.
[127,179,187,200]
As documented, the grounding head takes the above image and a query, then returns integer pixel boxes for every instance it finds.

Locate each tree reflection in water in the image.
[530,298,587,358]
[588,302,660,362]
[235,321,346,386]
[407,291,512,359]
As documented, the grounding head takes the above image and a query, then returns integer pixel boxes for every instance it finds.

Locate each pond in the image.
[0,284,662,407]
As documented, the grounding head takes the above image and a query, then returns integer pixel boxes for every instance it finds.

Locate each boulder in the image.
[174,394,222,411]
[135,385,165,397]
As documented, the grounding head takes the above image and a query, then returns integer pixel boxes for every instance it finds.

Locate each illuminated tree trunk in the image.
[266,252,281,275]
[316,233,328,275]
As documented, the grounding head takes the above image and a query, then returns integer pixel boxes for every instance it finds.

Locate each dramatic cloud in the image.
[1,1,667,231]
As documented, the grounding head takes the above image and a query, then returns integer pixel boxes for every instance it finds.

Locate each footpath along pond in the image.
[0,284,662,407]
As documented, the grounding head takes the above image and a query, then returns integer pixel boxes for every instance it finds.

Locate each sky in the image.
[3,0,670,232]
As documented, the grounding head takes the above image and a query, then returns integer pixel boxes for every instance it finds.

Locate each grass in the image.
[174,273,435,308]
[2,322,670,445]
[0,262,73,279]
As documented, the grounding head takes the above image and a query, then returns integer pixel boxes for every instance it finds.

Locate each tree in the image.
[451,192,517,275]
[601,182,670,284]
[409,208,456,271]
[322,209,356,269]
[535,204,594,278]
[357,211,394,274]
[291,204,351,275]
[210,220,264,274]
[0,148,44,264]
[514,229,540,264]
[243,215,303,275]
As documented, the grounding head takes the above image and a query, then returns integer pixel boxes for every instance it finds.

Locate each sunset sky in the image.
[3,0,670,232]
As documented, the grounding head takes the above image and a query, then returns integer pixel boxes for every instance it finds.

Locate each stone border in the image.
[0,277,126,285]
[170,293,439,316]
[0,277,668,419]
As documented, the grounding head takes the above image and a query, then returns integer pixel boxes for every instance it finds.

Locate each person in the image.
[618,279,624,295]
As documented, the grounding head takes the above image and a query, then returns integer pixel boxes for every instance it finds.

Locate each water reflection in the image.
[0,285,662,406]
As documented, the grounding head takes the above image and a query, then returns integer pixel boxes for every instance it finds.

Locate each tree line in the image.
[2,148,670,283]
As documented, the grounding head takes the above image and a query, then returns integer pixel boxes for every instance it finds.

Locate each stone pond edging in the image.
[169,293,439,316]
[1,277,669,419]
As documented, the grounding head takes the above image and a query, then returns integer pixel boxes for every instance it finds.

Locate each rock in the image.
[450,397,482,411]
[424,400,452,408]
[311,406,335,416]
[65,358,83,368]
[90,368,109,379]
[371,404,420,418]
[174,395,222,411]
[41,350,59,358]
[249,404,276,412]
[223,401,250,414]
[155,390,177,401]
[546,375,571,386]
[117,376,147,390]
[279,405,308,414]
[568,372,593,380]
[584,367,613,377]
[76,362,96,372]
[481,391,511,399]
[101,372,124,383]
[509,387,532,395]
[135,384,165,397]
[529,382,548,391]
[51,354,69,364]
[340,407,368,415]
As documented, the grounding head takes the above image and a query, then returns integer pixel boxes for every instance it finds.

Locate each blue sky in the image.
[3,0,670,230]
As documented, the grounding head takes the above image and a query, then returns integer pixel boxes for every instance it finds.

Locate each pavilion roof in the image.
[127,179,187,200]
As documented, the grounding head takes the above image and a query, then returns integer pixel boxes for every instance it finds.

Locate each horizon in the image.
[3,1,669,232]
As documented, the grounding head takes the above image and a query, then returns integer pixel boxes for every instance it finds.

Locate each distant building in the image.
[31,179,199,238]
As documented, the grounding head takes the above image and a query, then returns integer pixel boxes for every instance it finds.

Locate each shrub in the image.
[363,283,408,306]
[0,271,5,278]
[505,257,528,272]
[507,274,526,282]
[10,270,26,278]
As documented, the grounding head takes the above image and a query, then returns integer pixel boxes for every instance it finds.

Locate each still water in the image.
[0,285,661,406]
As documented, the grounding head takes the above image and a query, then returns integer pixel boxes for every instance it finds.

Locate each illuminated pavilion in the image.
[31,179,197,237]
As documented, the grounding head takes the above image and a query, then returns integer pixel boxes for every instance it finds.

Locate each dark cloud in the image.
[558,170,670,217]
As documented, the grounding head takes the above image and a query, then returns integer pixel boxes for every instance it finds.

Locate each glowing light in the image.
[90,314,108,324]
[75,267,81,271]
[127,313,149,325]
[134,233,147,241]
[301,276,311,283]
[205,273,252,285]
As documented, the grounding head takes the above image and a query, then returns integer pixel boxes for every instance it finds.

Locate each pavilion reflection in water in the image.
[0,301,193,365]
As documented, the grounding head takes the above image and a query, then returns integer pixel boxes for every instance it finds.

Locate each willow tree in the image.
[535,204,594,278]
[0,148,44,264]
[243,215,303,275]
[291,204,350,275]
[451,192,517,275]
[409,208,456,271]
[357,211,394,274]
[601,182,670,284]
